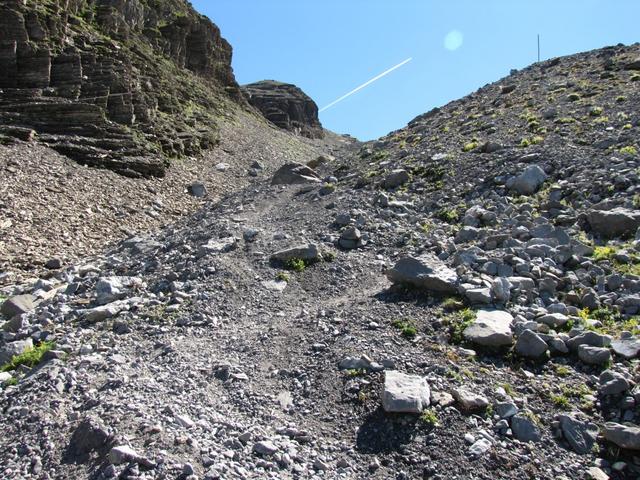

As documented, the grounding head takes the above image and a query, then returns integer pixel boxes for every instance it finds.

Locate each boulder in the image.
[566,331,612,352]
[578,345,612,365]
[1,294,35,318]
[452,387,489,412]
[338,227,362,250]
[603,423,640,450]
[270,244,320,263]
[506,165,547,195]
[187,182,207,198]
[511,415,541,442]
[382,371,430,414]
[611,334,640,360]
[537,313,569,328]
[383,170,410,189]
[587,208,640,239]
[0,338,33,365]
[271,162,321,185]
[515,329,548,358]
[558,414,598,454]
[463,310,514,347]
[599,370,630,396]
[386,254,458,293]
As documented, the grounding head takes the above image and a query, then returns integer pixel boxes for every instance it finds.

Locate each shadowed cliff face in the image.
[242,80,324,139]
[0,0,244,177]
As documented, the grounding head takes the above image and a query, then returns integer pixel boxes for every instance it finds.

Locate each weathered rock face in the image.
[242,81,324,139]
[0,0,243,176]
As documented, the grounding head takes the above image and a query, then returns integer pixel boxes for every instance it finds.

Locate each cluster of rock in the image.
[0,0,244,176]
[242,81,324,139]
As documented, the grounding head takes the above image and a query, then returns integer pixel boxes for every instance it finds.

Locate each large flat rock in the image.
[382,371,430,414]
[463,310,514,347]
[386,254,458,293]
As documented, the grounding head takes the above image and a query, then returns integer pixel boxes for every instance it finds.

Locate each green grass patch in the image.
[285,258,306,272]
[420,408,440,427]
[391,319,418,339]
[620,146,638,156]
[276,272,290,282]
[1,341,54,372]
[446,308,476,344]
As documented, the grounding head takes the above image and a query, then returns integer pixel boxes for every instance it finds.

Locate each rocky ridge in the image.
[0,0,244,176]
[1,42,640,480]
[242,80,324,139]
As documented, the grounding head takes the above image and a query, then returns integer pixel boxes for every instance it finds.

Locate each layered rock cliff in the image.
[0,0,244,177]
[242,80,324,139]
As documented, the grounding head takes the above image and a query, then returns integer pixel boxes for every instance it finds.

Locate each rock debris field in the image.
[2,34,640,480]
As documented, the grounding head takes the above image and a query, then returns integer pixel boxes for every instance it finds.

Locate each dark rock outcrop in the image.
[242,81,324,139]
[0,0,244,177]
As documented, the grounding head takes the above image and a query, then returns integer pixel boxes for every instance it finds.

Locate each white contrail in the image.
[319,57,413,112]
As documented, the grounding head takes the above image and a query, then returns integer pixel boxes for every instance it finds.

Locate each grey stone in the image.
[464,287,492,305]
[495,402,518,419]
[491,277,512,303]
[468,438,492,457]
[271,243,320,263]
[383,169,410,189]
[386,254,458,293]
[253,440,279,456]
[382,371,430,414]
[558,414,599,454]
[339,227,362,250]
[515,329,548,358]
[69,417,113,457]
[463,310,514,347]
[603,423,640,450]
[108,445,153,467]
[567,331,612,352]
[506,165,547,195]
[511,415,541,442]
[587,208,640,239]
[537,313,569,328]
[187,182,207,198]
[0,338,33,364]
[1,294,35,318]
[452,387,489,412]
[599,370,630,396]
[611,336,640,360]
[578,345,612,365]
[455,227,480,244]
[271,162,321,185]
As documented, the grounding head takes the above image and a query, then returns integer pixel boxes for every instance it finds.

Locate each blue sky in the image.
[193,1,640,140]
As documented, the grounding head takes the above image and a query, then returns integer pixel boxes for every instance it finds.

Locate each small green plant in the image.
[592,245,617,261]
[616,96,626,103]
[420,408,440,427]
[4,377,18,386]
[633,194,640,208]
[555,365,571,377]
[285,258,306,272]
[502,382,515,397]
[620,146,638,156]
[519,138,531,148]
[442,296,465,312]
[437,208,460,223]
[462,141,479,152]
[1,341,54,372]
[322,251,336,262]
[391,319,418,339]
[276,272,290,282]
[623,123,633,130]
[589,106,603,116]
[447,308,476,344]
[551,394,571,409]
[346,368,367,377]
